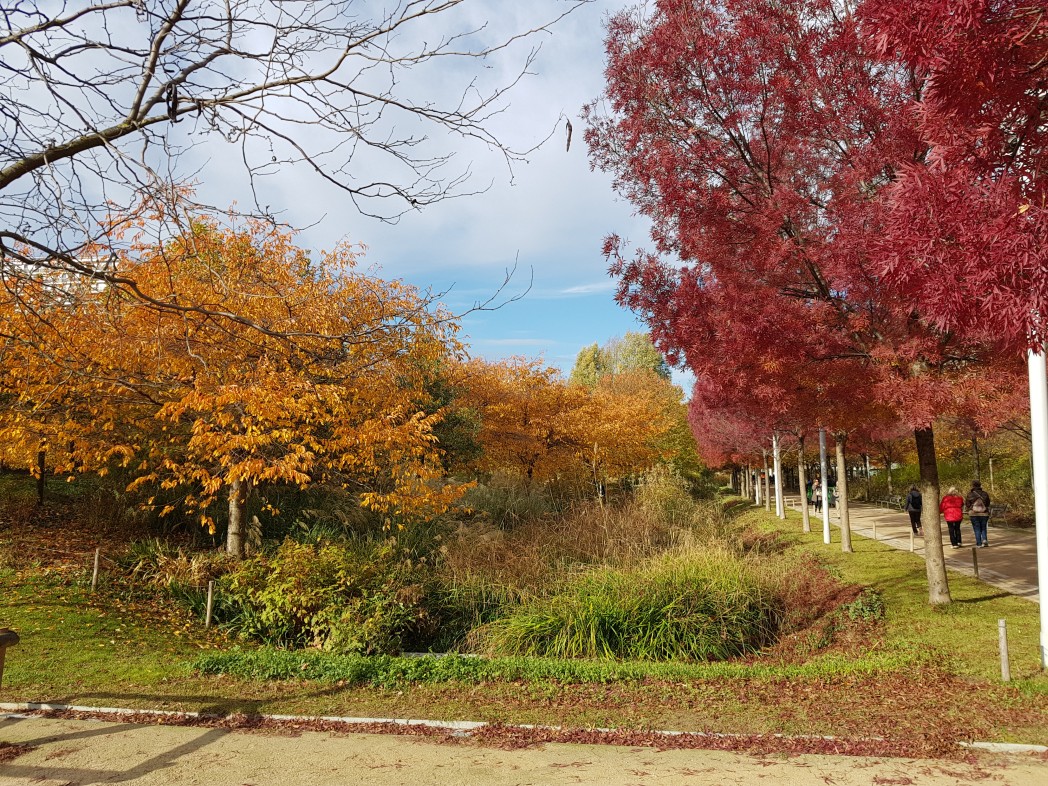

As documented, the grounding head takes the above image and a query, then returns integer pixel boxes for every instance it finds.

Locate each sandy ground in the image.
[2,715,1048,786]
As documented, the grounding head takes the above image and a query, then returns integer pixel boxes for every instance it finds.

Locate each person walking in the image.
[939,486,965,548]
[904,485,922,535]
[966,479,992,548]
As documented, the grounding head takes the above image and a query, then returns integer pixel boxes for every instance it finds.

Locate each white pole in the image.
[819,428,830,544]
[763,450,771,511]
[773,433,785,519]
[989,458,994,494]
[1028,349,1048,669]
[999,618,1011,682]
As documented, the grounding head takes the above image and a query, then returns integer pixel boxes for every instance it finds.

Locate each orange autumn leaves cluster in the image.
[457,358,679,488]
[0,220,462,544]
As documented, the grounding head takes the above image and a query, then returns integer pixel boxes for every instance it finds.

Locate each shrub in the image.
[217,539,428,655]
[478,549,780,661]
[844,588,885,622]
[633,466,695,528]
[462,474,555,528]
[117,538,234,587]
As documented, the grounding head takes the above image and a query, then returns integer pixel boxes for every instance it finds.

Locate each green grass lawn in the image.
[1,502,1046,750]
[747,508,1046,685]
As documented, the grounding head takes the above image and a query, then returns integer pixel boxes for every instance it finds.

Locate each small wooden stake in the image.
[91,548,100,591]
[872,520,877,540]
[999,618,1011,682]
[972,546,980,580]
[205,580,214,629]
[910,531,914,552]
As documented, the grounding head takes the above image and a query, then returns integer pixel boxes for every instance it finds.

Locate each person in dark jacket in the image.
[904,485,922,535]
[966,479,992,548]
[939,486,965,548]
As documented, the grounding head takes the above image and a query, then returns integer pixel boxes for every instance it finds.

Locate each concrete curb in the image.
[3,702,1044,754]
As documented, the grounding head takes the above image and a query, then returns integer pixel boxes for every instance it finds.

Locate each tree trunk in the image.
[227,478,248,559]
[863,453,871,501]
[972,435,981,482]
[36,448,46,505]
[915,427,951,605]
[885,454,894,495]
[772,433,785,519]
[762,450,771,511]
[798,434,811,533]
[835,434,852,552]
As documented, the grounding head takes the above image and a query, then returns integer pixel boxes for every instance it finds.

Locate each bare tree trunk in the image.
[227,479,248,559]
[972,435,981,482]
[915,427,951,605]
[36,448,45,505]
[798,434,811,533]
[762,450,771,511]
[835,434,853,552]
[885,453,894,495]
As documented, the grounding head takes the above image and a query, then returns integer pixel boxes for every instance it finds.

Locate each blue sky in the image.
[193,1,691,386]
[242,0,689,382]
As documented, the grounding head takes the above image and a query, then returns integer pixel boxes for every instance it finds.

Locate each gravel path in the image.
[3,714,1048,786]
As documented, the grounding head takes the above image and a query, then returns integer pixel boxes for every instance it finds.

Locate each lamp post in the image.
[1028,349,1048,668]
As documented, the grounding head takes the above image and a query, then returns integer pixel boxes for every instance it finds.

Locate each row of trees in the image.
[585,0,1046,605]
[0,217,695,556]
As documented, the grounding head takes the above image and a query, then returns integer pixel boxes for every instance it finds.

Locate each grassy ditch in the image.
[2,495,1047,748]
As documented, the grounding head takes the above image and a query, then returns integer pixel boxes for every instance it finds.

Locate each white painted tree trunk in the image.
[762,450,771,511]
[798,434,811,533]
[819,427,830,544]
[773,433,785,519]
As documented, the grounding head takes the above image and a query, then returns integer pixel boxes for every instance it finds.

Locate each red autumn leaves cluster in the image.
[586,0,1038,459]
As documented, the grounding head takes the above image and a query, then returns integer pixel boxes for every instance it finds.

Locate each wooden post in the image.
[999,619,1011,682]
[910,530,915,552]
[91,547,100,591]
[205,580,215,629]
[0,628,20,691]
[972,546,980,580]
[872,519,877,541]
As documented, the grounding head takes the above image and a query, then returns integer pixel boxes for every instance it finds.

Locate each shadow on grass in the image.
[952,592,1013,604]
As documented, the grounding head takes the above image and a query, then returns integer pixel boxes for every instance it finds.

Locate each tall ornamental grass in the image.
[478,549,780,661]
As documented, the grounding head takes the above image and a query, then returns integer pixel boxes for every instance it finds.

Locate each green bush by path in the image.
[215,538,429,655]
[476,549,780,661]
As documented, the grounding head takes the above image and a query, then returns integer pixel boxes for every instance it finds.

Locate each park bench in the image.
[989,503,1009,519]
[0,628,19,690]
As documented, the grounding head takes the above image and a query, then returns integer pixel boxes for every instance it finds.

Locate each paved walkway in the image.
[781,496,1040,602]
[3,714,1048,785]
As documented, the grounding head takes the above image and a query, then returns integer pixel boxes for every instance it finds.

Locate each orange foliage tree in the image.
[457,358,674,493]
[0,219,464,555]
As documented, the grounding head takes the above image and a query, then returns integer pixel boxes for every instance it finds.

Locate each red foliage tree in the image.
[585,0,1018,603]
[863,0,1048,350]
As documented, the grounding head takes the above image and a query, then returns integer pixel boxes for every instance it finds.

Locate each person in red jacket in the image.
[939,486,965,548]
